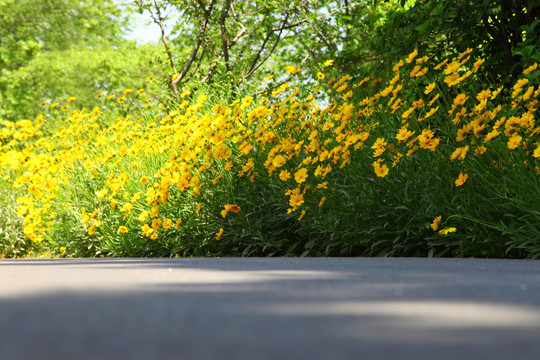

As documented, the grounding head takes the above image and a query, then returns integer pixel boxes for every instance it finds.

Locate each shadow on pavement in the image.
[1,258,539,360]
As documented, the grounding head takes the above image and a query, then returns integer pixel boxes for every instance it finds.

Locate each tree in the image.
[0,0,127,71]
[0,0,157,121]
[135,0,356,97]
[0,44,158,121]
[358,0,540,84]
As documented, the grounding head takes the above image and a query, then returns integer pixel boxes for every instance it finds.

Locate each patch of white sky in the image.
[116,0,177,44]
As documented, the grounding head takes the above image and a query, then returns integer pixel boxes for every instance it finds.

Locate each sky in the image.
[124,12,161,43]
[123,7,175,44]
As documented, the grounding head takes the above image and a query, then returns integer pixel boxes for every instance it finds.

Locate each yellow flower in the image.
[428,93,440,107]
[439,227,457,235]
[455,172,468,187]
[279,170,291,181]
[318,196,326,207]
[371,138,387,149]
[59,246,66,254]
[162,219,172,230]
[373,147,385,157]
[513,78,529,91]
[491,86,504,100]
[221,204,240,219]
[323,59,334,67]
[473,58,485,72]
[95,188,108,200]
[216,228,224,240]
[141,224,154,237]
[88,225,96,235]
[241,144,254,155]
[523,62,538,74]
[220,209,228,218]
[294,168,308,184]
[417,128,435,149]
[396,127,414,142]
[228,204,241,213]
[181,89,191,98]
[264,74,274,82]
[507,134,522,150]
[401,107,414,120]
[272,83,289,96]
[121,203,133,213]
[336,84,348,93]
[289,193,304,208]
[523,86,534,101]
[424,82,436,95]
[380,85,394,97]
[476,89,491,102]
[415,66,428,77]
[285,65,296,73]
[444,73,461,87]
[213,132,226,144]
[175,218,182,229]
[409,65,421,77]
[119,226,129,233]
[373,162,389,178]
[138,211,149,222]
[389,60,403,74]
[151,218,162,230]
[67,96,77,102]
[196,202,202,214]
[317,182,328,189]
[444,60,461,75]
[484,129,500,142]
[424,106,439,119]
[450,145,469,161]
[431,216,442,231]
[214,144,232,159]
[317,72,325,80]
[533,145,540,158]
[272,155,287,168]
[131,192,141,203]
[458,48,472,59]
[453,93,468,106]
[405,49,418,63]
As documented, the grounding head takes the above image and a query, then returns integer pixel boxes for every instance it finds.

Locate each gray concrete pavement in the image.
[0,257,539,360]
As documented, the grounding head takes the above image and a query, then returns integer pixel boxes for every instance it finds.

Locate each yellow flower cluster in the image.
[0,48,538,252]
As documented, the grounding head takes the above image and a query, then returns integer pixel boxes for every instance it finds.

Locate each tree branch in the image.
[219,0,232,73]
[241,13,290,83]
[151,0,179,96]
[171,0,216,92]
[201,23,247,84]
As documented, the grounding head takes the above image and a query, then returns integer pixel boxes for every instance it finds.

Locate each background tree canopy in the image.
[369,0,540,85]
[132,0,539,97]
[0,0,158,121]
[0,0,538,121]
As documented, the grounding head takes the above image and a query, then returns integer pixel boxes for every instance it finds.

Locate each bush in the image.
[1,49,539,258]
